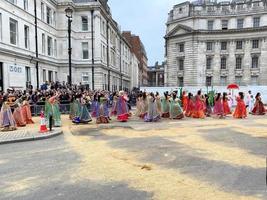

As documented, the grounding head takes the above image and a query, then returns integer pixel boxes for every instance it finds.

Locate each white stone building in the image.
[165,0,267,87]
[0,0,136,91]
[130,53,139,89]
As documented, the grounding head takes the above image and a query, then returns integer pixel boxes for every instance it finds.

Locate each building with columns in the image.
[0,0,139,91]
[165,0,267,87]
[147,62,165,87]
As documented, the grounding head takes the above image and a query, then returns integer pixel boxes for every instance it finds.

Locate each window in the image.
[178,77,184,87]
[206,77,212,86]
[235,76,242,85]
[207,20,214,30]
[221,57,227,69]
[252,56,259,68]
[23,0,28,11]
[43,69,46,82]
[53,11,56,26]
[25,66,31,85]
[24,25,29,49]
[48,71,53,82]
[41,2,45,21]
[252,40,259,49]
[81,16,88,31]
[206,57,212,69]
[54,39,57,57]
[207,42,213,51]
[42,33,45,54]
[253,17,260,28]
[82,42,89,59]
[178,59,184,70]
[47,36,52,56]
[221,42,227,50]
[236,41,243,49]
[82,72,89,83]
[178,43,184,52]
[9,18,18,45]
[222,20,228,30]
[251,76,258,86]
[220,76,227,86]
[55,72,58,81]
[237,19,244,29]
[236,57,242,69]
[47,6,52,24]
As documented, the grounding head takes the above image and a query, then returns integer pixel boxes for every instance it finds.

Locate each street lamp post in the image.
[65,7,73,86]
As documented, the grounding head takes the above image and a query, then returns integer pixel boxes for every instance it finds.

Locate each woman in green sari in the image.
[45,92,61,127]
[169,92,184,120]
[161,92,170,118]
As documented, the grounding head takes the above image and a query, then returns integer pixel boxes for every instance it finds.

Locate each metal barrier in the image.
[30,103,91,116]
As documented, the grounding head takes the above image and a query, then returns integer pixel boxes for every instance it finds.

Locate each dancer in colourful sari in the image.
[185,93,194,117]
[222,93,231,116]
[135,94,143,117]
[72,94,92,124]
[213,93,224,118]
[96,94,109,124]
[0,96,16,131]
[116,91,129,122]
[182,91,188,111]
[233,92,247,119]
[252,93,266,115]
[45,92,61,127]
[144,93,161,122]
[13,97,26,127]
[21,97,34,124]
[139,92,148,119]
[110,92,118,116]
[192,91,205,119]
[155,92,162,115]
[161,92,170,118]
[169,92,184,119]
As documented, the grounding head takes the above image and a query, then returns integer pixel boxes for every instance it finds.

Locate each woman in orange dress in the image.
[252,93,266,115]
[192,90,205,119]
[21,97,34,124]
[222,92,231,116]
[233,92,247,119]
[185,93,194,117]
[182,91,188,111]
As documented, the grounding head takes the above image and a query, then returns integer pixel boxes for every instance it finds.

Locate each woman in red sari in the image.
[185,93,194,117]
[192,90,205,119]
[252,93,266,115]
[233,92,247,119]
[222,92,231,116]
[182,91,188,111]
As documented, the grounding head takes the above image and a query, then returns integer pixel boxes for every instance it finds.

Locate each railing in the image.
[29,102,91,116]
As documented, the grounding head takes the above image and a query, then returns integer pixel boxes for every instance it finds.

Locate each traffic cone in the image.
[39,111,48,133]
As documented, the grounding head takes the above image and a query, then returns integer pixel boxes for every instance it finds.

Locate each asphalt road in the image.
[0,116,267,200]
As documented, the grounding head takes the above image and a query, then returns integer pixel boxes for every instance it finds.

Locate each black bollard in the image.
[49,115,53,131]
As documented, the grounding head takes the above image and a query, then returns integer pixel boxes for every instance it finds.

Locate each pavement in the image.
[0,118,63,145]
[0,115,267,200]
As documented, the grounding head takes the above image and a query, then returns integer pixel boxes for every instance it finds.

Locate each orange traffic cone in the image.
[39,111,48,133]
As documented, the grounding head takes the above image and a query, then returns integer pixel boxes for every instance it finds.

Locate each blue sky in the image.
[109,0,181,66]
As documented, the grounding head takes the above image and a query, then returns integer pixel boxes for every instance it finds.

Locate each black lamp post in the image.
[65,7,73,86]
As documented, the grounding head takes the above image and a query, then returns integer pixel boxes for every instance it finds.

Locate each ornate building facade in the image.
[165,0,267,87]
[0,0,139,91]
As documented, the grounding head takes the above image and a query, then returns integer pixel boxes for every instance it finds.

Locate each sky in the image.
[109,0,181,66]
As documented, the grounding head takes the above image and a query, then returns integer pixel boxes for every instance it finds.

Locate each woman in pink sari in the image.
[213,93,224,118]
